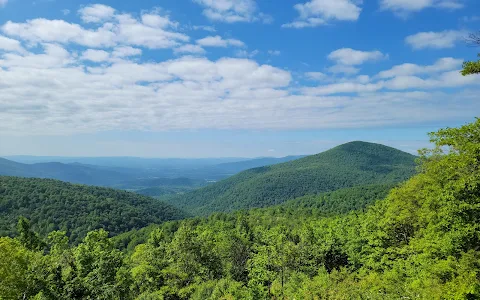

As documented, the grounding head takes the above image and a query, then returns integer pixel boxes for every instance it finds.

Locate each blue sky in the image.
[0,0,479,157]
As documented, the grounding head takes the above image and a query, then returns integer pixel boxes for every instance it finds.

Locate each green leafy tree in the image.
[17,217,46,252]
[462,32,480,76]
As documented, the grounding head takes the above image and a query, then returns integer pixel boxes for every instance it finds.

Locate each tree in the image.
[462,32,480,76]
[17,217,46,252]
[0,237,37,299]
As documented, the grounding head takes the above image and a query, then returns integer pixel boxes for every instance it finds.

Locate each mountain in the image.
[0,156,306,187]
[167,141,417,215]
[0,176,188,244]
[4,156,250,168]
[195,155,305,179]
[0,158,135,186]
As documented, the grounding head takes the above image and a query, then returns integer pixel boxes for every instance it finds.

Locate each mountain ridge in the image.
[167,141,417,215]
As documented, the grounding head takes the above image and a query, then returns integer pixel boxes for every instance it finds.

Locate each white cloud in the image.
[81,49,110,62]
[377,57,463,78]
[2,19,117,48]
[0,0,7,7]
[196,35,245,47]
[192,25,216,32]
[283,0,361,28]
[325,48,387,75]
[112,46,142,58]
[193,0,270,23]
[174,44,206,55]
[78,4,116,23]
[141,14,178,28]
[380,0,464,15]
[303,82,384,95]
[305,72,327,80]
[0,35,24,52]
[301,56,478,96]
[0,43,73,69]
[282,18,326,29]
[327,65,360,74]
[268,50,281,56]
[235,49,259,58]
[2,11,189,50]
[62,9,71,16]
[0,7,478,136]
[0,46,478,134]
[405,30,465,49]
[384,71,478,90]
[328,48,387,65]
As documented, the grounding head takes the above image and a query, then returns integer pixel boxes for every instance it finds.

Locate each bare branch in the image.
[465,31,480,47]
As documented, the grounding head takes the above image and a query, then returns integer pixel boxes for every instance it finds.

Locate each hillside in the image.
[0,176,188,244]
[168,141,417,215]
[275,183,397,216]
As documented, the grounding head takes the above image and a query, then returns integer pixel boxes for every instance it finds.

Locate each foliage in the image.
[462,53,480,76]
[0,177,188,244]
[168,141,417,215]
[1,119,480,299]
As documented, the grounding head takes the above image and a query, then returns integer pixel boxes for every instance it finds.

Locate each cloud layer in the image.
[0,4,478,137]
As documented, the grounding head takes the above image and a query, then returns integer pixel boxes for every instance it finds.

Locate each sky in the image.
[0,0,479,157]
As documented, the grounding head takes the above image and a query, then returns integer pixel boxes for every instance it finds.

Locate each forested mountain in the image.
[0,177,188,244]
[168,141,417,215]
[195,155,305,178]
[1,119,478,299]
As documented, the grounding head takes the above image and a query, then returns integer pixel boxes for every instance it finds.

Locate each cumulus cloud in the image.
[112,46,142,58]
[283,0,361,28]
[405,30,465,49]
[0,5,478,136]
[78,4,116,23]
[193,0,270,23]
[305,72,327,81]
[328,48,387,65]
[325,48,387,75]
[380,0,464,15]
[0,35,24,52]
[174,44,206,55]
[377,57,463,78]
[196,35,245,47]
[1,9,188,49]
[81,49,110,62]
[303,56,477,96]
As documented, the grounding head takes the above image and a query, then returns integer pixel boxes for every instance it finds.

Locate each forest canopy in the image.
[0,177,188,244]
[1,118,479,299]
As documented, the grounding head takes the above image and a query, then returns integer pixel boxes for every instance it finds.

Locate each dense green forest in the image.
[0,177,188,244]
[112,183,397,253]
[167,141,417,215]
[1,119,478,299]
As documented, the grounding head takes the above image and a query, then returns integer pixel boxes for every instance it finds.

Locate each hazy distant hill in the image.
[0,158,133,186]
[0,155,306,190]
[168,141,417,215]
[0,176,188,244]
